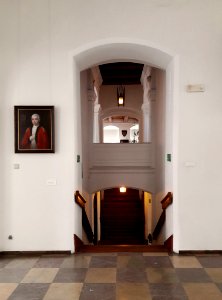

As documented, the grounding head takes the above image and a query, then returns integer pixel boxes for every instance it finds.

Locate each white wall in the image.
[0,0,77,251]
[1,0,222,251]
[81,70,92,193]
[103,123,137,143]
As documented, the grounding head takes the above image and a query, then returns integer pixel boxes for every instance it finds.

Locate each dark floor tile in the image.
[117,252,143,256]
[176,268,212,282]
[146,268,179,283]
[5,257,38,269]
[197,256,222,268]
[53,268,87,283]
[8,283,49,300]
[143,256,173,268]
[80,283,116,300]
[0,257,13,268]
[216,283,222,292]
[89,256,117,268]
[34,256,65,268]
[127,255,146,270]
[117,268,147,283]
[0,268,29,283]
[150,283,188,298]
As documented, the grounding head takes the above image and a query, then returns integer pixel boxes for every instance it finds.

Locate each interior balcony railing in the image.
[89,143,154,168]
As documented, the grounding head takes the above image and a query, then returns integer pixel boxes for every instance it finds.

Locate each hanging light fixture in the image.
[120,186,126,193]
[117,85,125,106]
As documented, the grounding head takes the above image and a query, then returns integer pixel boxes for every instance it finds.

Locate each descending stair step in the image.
[101,188,145,245]
[78,245,168,252]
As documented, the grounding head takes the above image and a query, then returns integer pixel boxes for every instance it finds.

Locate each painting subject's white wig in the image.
[31,113,40,121]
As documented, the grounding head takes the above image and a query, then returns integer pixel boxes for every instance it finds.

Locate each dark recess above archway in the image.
[99,62,144,85]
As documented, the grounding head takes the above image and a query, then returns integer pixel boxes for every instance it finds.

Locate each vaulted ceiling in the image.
[99,62,143,126]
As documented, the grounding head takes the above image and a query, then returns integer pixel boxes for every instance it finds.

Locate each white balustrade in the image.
[89,143,154,168]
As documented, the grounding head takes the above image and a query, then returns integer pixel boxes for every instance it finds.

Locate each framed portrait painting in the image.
[14,106,55,153]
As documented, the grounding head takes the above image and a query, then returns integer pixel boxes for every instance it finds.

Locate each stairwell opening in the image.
[71,39,179,252]
[100,188,145,245]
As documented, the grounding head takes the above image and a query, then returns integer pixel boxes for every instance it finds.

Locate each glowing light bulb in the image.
[120,187,126,193]
[118,97,124,105]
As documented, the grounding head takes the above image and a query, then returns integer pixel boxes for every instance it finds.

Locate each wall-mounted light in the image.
[120,186,126,193]
[117,85,125,106]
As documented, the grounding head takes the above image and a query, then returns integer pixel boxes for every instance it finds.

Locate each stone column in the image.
[93,100,101,143]
[141,101,151,142]
[141,66,152,142]
[91,67,103,143]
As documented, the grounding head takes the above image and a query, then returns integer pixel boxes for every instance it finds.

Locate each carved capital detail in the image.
[94,103,101,114]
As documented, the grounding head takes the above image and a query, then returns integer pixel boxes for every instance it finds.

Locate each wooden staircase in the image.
[74,233,168,253]
[100,188,145,245]
[74,190,173,253]
[78,244,168,253]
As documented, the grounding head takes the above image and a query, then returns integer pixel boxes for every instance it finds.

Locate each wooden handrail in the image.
[161,192,173,210]
[74,190,94,244]
[152,192,173,240]
[152,210,166,240]
[75,190,86,209]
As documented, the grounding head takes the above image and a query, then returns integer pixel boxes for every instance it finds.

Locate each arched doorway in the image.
[71,39,179,252]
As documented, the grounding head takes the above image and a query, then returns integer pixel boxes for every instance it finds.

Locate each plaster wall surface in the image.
[0,0,222,251]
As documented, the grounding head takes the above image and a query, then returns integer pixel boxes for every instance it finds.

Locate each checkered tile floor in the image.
[1,252,222,299]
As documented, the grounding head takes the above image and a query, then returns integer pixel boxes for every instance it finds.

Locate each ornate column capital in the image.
[141,102,150,114]
[140,65,152,86]
[88,89,96,102]
[94,103,101,113]
[91,66,103,93]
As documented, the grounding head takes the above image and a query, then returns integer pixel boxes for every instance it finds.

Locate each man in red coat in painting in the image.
[21,114,49,150]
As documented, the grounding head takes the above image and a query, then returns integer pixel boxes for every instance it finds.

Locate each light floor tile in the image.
[116,282,151,300]
[170,256,202,268]
[21,268,59,283]
[205,268,222,283]
[43,283,83,300]
[85,268,116,283]
[0,283,18,300]
[183,283,222,300]
[146,268,179,283]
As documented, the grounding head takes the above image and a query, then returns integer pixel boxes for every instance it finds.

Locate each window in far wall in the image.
[130,124,139,143]
[103,125,119,143]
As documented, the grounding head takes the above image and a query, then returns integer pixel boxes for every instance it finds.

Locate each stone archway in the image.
[70,38,179,251]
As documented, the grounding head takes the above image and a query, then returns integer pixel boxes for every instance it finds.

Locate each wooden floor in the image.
[76,244,168,253]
